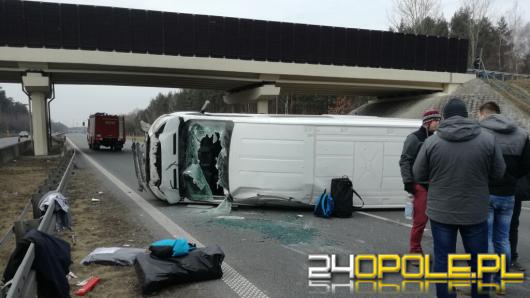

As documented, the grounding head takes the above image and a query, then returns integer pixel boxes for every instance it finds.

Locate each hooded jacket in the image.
[413,116,506,225]
[480,114,530,196]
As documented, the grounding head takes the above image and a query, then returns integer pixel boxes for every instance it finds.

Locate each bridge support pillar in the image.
[223,84,280,114]
[443,83,460,94]
[22,72,51,156]
[257,99,269,114]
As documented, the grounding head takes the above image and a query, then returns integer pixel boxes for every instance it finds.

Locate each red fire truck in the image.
[87,113,125,151]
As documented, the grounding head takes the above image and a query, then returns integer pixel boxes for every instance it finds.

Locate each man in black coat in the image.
[399,108,441,254]
[510,174,530,271]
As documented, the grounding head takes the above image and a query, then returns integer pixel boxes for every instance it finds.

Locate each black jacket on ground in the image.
[480,114,530,196]
[516,174,530,201]
[399,127,430,185]
[413,116,506,225]
[2,230,71,298]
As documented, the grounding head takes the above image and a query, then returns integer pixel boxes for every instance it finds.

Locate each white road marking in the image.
[67,137,269,298]
[281,244,307,256]
[357,211,431,236]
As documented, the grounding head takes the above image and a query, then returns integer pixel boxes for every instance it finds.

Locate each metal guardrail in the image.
[4,149,75,298]
[470,68,530,81]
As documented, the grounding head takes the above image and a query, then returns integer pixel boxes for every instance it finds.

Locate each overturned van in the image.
[133,112,421,208]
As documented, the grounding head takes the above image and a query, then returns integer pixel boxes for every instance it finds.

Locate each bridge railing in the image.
[0,0,469,73]
[1,149,75,298]
[470,69,530,81]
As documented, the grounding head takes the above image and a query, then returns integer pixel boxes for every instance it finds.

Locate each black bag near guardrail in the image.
[134,245,225,295]
[331,177,364,218]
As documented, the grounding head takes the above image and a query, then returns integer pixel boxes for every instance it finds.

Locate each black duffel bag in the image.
[331,176,364,218]
[134,245,225,295]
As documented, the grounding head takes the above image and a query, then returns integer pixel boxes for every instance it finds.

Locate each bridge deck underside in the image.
[0,47,467,97]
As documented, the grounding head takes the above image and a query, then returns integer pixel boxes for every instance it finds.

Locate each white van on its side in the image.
[133,112,420,209]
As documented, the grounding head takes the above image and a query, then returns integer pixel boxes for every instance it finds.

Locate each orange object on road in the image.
[74,276,100,296]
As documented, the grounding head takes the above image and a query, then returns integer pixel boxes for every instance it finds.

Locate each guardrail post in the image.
[31,194,42,219]
[13,220,40,244]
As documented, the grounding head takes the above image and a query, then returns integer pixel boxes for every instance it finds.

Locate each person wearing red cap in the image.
[399,108,441,254]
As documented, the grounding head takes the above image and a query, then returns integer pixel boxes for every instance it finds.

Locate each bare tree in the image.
[461,0,492,65]
[505,1,525,73]
[520,22,530,72]
[388,0,442,34]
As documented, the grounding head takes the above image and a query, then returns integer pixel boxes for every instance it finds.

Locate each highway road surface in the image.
[67,133,530,297]
[0,137,18,149]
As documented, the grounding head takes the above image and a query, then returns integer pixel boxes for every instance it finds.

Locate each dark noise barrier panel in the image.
[0,0,469,73]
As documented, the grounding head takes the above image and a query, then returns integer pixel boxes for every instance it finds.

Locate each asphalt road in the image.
[67,133,530,297]
[0,137,18,149]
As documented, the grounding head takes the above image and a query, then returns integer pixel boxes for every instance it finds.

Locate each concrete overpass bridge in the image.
[0,0,474,155]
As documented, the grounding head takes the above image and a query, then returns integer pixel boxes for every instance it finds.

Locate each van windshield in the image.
[180,120,233,201]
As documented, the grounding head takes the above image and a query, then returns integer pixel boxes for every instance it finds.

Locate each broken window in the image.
[180,120,232,201]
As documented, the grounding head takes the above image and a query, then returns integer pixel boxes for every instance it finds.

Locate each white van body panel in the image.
[142,112,420,209]
[228,118,419,208]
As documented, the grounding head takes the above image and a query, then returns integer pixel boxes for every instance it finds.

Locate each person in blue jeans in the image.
[479,101,530,282]
[414,98,506,298]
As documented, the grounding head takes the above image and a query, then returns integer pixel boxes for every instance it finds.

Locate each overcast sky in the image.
[1,0,528,126]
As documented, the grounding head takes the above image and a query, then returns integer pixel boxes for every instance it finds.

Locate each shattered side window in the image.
[180,120,233,201]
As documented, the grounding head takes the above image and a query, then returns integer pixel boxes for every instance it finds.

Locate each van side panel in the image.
[230,122,415,208]
[315,125,413,207]
[228,123,315,203]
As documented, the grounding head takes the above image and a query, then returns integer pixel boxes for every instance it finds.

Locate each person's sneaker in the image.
[511,261,526,272]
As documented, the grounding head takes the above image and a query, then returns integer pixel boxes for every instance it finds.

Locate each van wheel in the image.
[89,143,92,149]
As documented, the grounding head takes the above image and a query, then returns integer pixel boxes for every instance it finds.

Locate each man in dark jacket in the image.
[479,101,530,277]
[399,109,441,253]
[413,98,506,298]
[511,175,530,271]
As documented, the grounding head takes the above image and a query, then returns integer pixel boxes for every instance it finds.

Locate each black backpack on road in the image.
[331,177,364,218]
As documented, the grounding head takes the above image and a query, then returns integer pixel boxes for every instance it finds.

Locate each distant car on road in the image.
[18,131,29,142]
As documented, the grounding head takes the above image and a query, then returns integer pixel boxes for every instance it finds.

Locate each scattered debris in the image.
[297,214,304,218]
[67,271,78,280]
[76,277,91,287]
[74,276,100,296]
[90,198,100,202]
[216,218,318,245]
[135,246,225,295]
[81,247,145,266]
[97,191,103,195]
[215,216,245,220]
[202,198,232,215]
[186,205,213,209]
